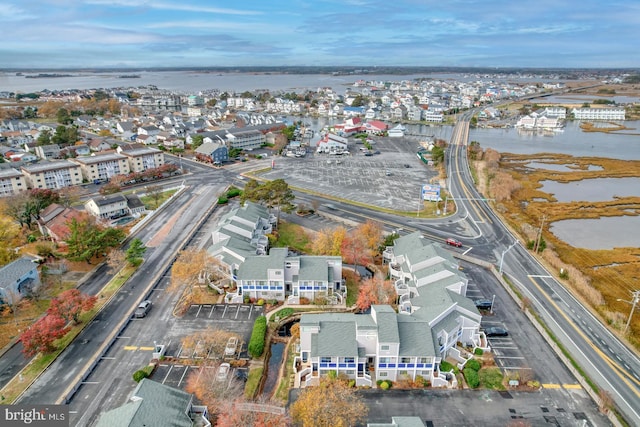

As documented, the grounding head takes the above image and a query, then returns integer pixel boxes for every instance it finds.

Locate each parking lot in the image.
[152,364,248,389]
[183,303,264,322]
[260,137,439,210]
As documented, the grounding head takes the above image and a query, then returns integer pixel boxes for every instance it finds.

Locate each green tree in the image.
[126,238,147,266]
[37,129,52,146]
[56,108,72,124]
[431,146,445,165]
[282,125,296,141]
[190,134,204,149]
[23,106,38,119]
[65,217,125,263]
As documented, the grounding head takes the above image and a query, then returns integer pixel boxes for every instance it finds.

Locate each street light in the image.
[617,290,640,334]
[499,240,518,274]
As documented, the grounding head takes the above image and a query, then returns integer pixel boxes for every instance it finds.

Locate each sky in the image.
[1,0,639,69]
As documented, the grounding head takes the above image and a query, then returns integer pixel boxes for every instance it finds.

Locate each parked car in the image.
[446,238,462,247]
[385,170,392,176]
[364,152,373,156]
[224,337,238,356]
[485,327,509,337]
[216,363,231,382]
[134,300,152,318]
[234,368,248,382]
[474,299,493,310]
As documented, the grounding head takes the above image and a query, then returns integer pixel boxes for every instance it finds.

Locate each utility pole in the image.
[618,290,640,335]
[534,215,547,253]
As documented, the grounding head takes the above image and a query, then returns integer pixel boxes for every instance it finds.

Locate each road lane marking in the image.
[123,346,139,351]
[543,384,561,389]
[80,382,100,385]
[139,346,155,351]
[100,357,116,360]
[496,356,525,360]
[563,384,582,389]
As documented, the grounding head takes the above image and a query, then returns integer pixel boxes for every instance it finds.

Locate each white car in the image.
[216,363,230,382]
[224,337,238,356]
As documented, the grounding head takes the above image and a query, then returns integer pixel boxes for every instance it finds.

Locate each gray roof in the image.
[0,168,21,178]
[311,321,358,358]
[94,379,194,427]
[70,152,126,164]
[21,160,79,174]
[397,316,436,357]
[0,257,38,290]
[90,194,126,207]
[121,147,162,157]
[125,194,145,209]
[373,305,400,343]
[194,141,226,155]
[237,248,288,280]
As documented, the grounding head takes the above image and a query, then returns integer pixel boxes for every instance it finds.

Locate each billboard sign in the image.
[421,184,441,201]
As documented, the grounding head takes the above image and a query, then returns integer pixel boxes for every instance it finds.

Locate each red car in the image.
[446,238,462,248]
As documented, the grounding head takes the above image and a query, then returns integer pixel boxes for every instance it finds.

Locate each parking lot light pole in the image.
[499,240,518,274]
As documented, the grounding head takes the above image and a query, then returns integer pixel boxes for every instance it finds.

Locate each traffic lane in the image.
[462,262,577,386]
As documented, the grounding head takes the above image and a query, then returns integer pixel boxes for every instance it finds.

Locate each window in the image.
[401,357,411,364]
[419,357,429,364]
[320,357,331,364]
[381,345,389,351]
[344,357,354,364]
[379,357,390,364]
[379,372,388,377]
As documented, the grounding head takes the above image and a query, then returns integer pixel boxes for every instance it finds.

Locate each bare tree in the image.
[106,249,126,279]
[146,184,163,209]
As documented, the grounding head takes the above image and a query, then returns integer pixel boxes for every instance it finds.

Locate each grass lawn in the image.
[244,367,264,400]
[272,222,311,253]
[139,189,178,210]
[478,367,505,390]
[344,270,359,307]
[273,339,298,404]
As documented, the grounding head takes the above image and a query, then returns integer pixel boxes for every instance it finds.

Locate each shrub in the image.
[132,365,154,383]
[276,308,294,319]
[474,348,484,356]
[248,315,267,358]
[217,196,229,204]
[256,299,265,306]
[464,368,480,388]
[379,380,391,390]
[226,187,242,198]
[439,361,454,372]
[348,379,356,388]
[465,358,481,372]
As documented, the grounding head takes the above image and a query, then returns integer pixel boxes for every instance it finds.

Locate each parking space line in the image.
[162,365,174,384]
[495,356,525,359]
[100,357,116,360]
[209,305,215,318]
[248,305,253,320]
[222,305,228,318]
[117,336,130,339]
[490,345,518,349]
[196,305,203,317]
[177,366,191,386]
[235,305,241,319]
[81,381,100,385]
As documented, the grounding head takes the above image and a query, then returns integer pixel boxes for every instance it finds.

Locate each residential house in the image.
[387,124,406,138]
[194,142,228,164]
[34,144,62,160]
[137,125,161,136]
[72,144,91,156]
[0,168,27,197]
[572,107,625,121]
[85,194,128,219]
[295,232,484,388]
[225,129,265,151]
[0,256,41,304]
[87,138,113,153]
[94,379,209,427]
[37,204,86,243]
[423,110,444,123]
[316,133,348,154]
[70,153,131,182]
[119,147,165,173]
[21,160,83,189]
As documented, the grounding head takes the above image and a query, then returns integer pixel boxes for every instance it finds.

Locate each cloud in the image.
[0,3,35,21]
[85,0,263,15]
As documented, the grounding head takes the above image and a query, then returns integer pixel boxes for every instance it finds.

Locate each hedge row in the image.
[464,367,480,388]
[465,358,481,372]
[248,315,267,358]
[132,365,155,383]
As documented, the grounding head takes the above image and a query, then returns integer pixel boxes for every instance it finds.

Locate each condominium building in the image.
[572,107,626,121]
[70,153,130,182]
[0,168,27,197]
[20,160,83,190]
[295,232,484,388]
[120,147,165,173]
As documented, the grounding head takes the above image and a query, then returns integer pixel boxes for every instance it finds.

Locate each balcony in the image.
[389,263,402,279]
[394,279,409,296]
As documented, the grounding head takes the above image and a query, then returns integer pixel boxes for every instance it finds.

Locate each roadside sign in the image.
[421,184,441,201]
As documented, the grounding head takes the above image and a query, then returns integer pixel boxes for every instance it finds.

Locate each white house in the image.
[0,256,41,304]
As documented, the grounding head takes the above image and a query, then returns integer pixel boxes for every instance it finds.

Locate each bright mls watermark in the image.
[1,405,68,426]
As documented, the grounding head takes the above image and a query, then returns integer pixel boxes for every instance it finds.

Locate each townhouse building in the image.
[70,153,130,182]
[21,160,83,189]
[295,232,484,388]
[572,107,626,121]
[0,168,27,197]
[119,147,165,173]
[194,141,228,164]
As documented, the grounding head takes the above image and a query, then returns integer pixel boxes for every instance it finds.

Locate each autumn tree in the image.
[357,220,383,256]
[311,226,347,256]
[341,230,372,270]
[125,238,147,266]
[290,377,368,427]
[47,289,97,324]
[184,362,244,409]
[356,276,397,312]
[99,182,121,195]
[106,249,126,278]
[170,249,226,310]
[20,315,70,357]
[0,214,22,265]
[58,186,83,208]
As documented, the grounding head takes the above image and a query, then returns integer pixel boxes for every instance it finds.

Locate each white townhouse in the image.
[296,232,484,389]
[21,160,83,190]
[84,193,145,220]
[233,248,344,304]
[572,107,626,121]
[0,168,27,197]
[70,153,130,182]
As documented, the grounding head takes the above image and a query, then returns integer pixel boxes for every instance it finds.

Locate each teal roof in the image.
[94,379,194,427]
[311,321,358,358]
